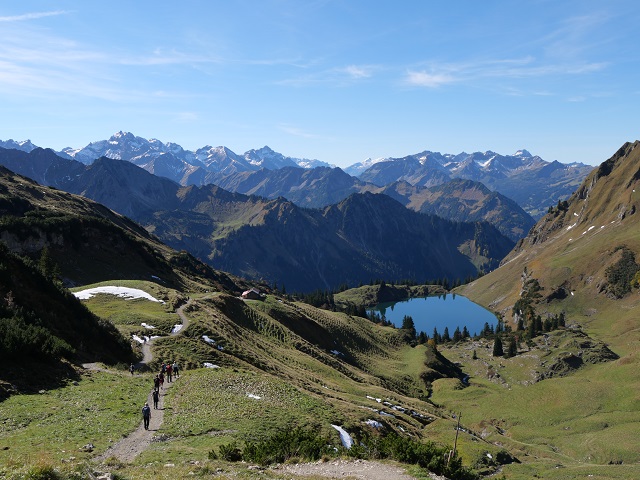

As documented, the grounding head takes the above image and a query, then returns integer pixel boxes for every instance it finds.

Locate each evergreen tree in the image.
[472,349,478,360]
[482,322,492,337]
[442,326,451,343]
[492,336,504,357]
[452,326,462,343]
[506,336,517,358]
[462,326,470,339]
[401,315,416,338]
[432,327,440,345]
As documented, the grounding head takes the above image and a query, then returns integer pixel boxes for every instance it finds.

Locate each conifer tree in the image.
[442,326,451,343]
[507,336,517,358]
[492,336,504,357]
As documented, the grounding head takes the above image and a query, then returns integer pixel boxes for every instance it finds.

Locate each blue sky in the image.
[0,1,638,167]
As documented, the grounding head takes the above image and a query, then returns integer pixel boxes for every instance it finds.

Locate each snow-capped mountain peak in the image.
[514,149,532,158]
[0,139,37,153]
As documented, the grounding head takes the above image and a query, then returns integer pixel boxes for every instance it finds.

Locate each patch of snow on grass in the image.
[247,393,261,400]
[132,335,145,344]
[365,419,383,428]
[331,424,354,449]
[171,324,183,333]
[202,335,215,345]
[588,226,595,231]
[330,350,343,356]
[203,362,220,369]
[73,286,163,303]
[366,395,382,403]
[141,322,156,329]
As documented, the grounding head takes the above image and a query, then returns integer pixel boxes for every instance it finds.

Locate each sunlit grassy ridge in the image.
[0,369,149,467]
[449,143,640,478]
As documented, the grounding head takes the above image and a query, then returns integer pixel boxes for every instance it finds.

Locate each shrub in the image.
[25,464,62,480]
[243,427,330,465]
[605,246,640,298]
[218,441,242,462]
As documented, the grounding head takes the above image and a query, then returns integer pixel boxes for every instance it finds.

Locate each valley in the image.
[0,141,638,479]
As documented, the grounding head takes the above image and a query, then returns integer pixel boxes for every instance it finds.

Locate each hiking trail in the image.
[91,299,191,463]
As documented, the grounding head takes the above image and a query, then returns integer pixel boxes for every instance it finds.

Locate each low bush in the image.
[243,426,330,465]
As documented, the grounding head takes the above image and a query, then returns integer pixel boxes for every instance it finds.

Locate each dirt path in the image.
[273,459,447,480]
[93,376,177,463]
[92,299,191,464]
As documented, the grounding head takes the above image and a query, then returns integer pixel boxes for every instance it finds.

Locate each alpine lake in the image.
[368,294,498,337]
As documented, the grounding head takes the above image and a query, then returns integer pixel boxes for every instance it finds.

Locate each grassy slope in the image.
[2,282,495,479]
[448,143,640,478]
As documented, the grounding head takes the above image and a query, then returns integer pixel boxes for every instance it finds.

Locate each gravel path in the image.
[273,459,447,480]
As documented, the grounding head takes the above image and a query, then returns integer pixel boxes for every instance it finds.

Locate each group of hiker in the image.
[142,360,180,430]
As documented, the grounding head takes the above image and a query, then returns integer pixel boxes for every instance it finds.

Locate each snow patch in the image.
[132,335,145,344]
[365,419,383,428]
[331,424,354,449]
[202,335,216,345]
[203,362,220,369]
[588,226,595,232]
[141,322,156,329]
[366,395,382,403]
[247,393,261,400]
[73,286,163,303]
[171,324,183,334]
[330,350,343,356]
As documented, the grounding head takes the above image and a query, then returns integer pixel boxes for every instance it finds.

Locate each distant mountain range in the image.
[0,147,514,291]
[2,132,593,221]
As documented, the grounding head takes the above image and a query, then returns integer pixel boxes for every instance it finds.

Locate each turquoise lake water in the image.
[368,294,497,337]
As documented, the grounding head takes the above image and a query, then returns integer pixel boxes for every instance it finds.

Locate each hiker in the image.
[129,363,135,375]
[159,371,165,390]
[152,389,159,409]
[153,374,160,393]
[166,363,172,382]
[161,362,166,374]
[142,402,151,430]
[172,361,179,377]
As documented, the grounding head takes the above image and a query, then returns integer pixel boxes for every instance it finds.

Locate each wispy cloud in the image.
[278,64,378,87]
[341,65,375,79]
[403,55,607,90]
[404,70,456,88]
[278,124,326,140]
[0,11,69,22]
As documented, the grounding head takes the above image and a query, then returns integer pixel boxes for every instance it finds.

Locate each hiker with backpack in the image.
[142,402,151,430]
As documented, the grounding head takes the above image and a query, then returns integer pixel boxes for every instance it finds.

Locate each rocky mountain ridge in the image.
[1,132,593,219]
[0,149,514,291]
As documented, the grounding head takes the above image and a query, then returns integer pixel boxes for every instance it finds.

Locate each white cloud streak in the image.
[0,11,69,22]
[278,124,324,139]
[403,56,607,89]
